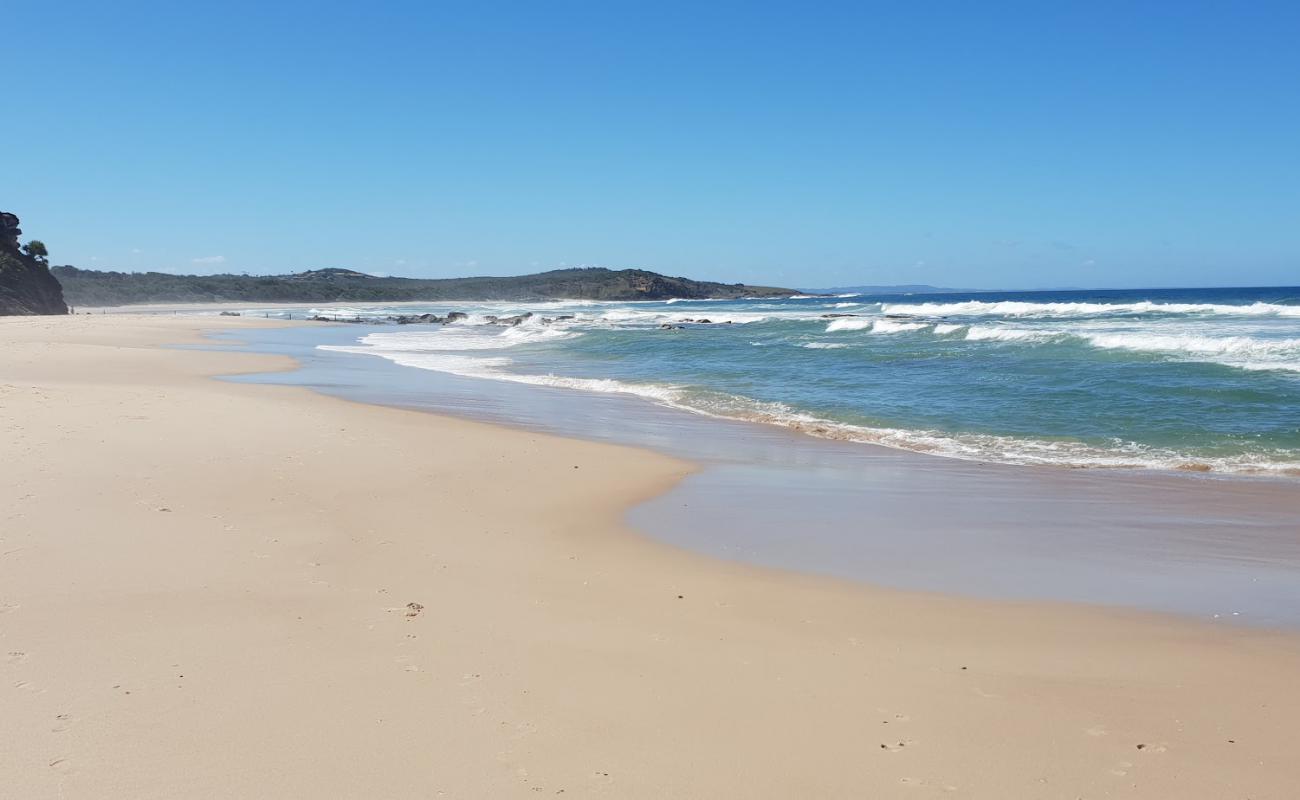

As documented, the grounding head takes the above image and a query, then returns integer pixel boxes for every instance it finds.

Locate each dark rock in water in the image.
[659,323,683,330]
[392,313,444,324]
[0,212,69,316]
[219,311,241,316]
[486,312,533,327]
[445,311,468,323]
[696,318,712,324]
[821,313,859,318]
[308,314,367,324]
[542,315,575,324]
[884,313,915,320]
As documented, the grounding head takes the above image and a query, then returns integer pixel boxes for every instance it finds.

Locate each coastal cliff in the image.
[0,213,68,316]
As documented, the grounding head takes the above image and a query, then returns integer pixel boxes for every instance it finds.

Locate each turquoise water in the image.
[284,286,1300,476]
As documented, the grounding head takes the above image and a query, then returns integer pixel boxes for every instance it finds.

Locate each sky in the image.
[6,1,1299,290]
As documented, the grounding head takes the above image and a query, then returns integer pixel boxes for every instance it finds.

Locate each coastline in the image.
[5,314,1300,798]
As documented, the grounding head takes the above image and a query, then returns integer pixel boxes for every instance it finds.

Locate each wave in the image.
[802,342,850,349]
[825,318,874,332]
[811,318,1300,373]
[870,319,928,333]
[882,299,1300,318]
[1081,332,1300,372]
[963,325,1059,343]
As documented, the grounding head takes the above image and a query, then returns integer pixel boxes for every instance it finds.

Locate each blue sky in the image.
[7,1,1298,289]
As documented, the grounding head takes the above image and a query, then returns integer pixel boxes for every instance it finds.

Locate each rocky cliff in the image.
[0,213,68,316]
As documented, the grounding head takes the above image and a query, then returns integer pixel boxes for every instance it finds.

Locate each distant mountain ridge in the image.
[52,266,796,306]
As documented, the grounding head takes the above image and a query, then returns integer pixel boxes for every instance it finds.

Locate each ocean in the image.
[287,285,1300,478]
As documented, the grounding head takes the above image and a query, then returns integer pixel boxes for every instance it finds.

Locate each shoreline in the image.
[5,314,1300,798]
[222,322,1300,627]
[86,300,1300,480]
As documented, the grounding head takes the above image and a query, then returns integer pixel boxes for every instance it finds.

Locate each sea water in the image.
[288,286,1300,477]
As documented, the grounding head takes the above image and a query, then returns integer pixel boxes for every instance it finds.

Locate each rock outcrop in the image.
[0,213,68,316]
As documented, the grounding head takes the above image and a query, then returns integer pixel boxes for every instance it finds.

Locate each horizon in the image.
[7,2,1300,290]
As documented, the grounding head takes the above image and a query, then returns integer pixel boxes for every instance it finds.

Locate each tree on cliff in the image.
[23,240,49,263]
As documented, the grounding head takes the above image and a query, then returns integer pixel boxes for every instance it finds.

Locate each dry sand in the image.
[3,314,1300,799]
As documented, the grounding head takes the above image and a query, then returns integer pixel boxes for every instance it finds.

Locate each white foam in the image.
[882,299,1300,318]
[802,342,850,349]
[963,326,1058,343]
[825,318,874,332]
[869,319,928,334]
[1081,332,1300,372]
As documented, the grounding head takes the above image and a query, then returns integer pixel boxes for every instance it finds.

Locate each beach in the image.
[5,314,1300,799]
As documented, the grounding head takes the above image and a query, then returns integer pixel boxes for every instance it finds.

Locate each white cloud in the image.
[191,255,226,265]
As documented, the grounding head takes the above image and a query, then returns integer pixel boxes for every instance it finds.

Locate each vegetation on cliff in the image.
[0,213,69,316]
[52,266,796,306]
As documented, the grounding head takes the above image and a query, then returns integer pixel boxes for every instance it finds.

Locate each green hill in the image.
[52,266,796,306]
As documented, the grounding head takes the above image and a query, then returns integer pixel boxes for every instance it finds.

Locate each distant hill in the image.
[0,213,68,316]
[52,266,796,306]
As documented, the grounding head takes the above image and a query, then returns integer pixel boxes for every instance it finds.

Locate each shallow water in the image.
[237,286,1300,476]
[212,323,1300,627]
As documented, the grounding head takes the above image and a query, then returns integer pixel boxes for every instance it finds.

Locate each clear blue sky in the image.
[7,1,1299,289]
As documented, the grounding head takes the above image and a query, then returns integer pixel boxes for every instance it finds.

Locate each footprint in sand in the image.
[6,651,28,664]
[1085,726,1108,737]
[49,757,74,774]
[1109,760,1133,777]
[52,714,75,733]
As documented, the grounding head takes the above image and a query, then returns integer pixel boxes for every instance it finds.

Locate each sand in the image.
[3,313,1300,799]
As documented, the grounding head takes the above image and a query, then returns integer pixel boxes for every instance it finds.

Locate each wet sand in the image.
[4,313,1300,799]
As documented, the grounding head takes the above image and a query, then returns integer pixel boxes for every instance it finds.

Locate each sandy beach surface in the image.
[4,314,1300,799]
